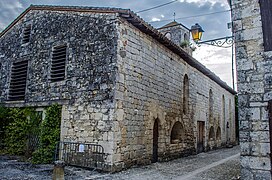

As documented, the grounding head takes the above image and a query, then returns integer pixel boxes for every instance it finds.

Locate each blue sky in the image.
[0,0,234,87]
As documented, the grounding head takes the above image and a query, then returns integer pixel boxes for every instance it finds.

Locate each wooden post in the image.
[52,160,65,180]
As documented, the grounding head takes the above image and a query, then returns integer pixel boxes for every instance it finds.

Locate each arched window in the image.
[165,32,171,39]
[170,122,184,144]
[216,127,221,140]
[228,99,232,132]
[209,89,213,121]
[183,74,189,114]
[209,126,215,140]
[184,33,189,42]
[222,95,225,131]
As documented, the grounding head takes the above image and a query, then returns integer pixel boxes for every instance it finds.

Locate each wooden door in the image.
[197,121,205,153]
[152,119,159,163]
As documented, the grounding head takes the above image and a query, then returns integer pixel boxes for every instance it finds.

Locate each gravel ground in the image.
[0,146,240,180]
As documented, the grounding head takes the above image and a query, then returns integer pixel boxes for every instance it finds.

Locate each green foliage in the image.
[32,104,61,164]
[4,108,41,155]
[180,40,190,48]
[0,104,61,164]
[0,106,11,151]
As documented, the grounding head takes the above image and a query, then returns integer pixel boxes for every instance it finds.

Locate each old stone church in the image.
[0,5,236,171]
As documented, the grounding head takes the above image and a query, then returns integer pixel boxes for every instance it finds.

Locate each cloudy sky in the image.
[0,0,234,88]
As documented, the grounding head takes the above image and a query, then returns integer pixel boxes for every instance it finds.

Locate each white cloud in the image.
[151,17,161,22]
[0,0,26,31]
[193,44,233,86]
[179,0,229,7]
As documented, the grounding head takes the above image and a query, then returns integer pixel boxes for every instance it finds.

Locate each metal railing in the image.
[55,141,106,170]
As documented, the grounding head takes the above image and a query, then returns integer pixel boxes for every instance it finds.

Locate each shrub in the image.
[32,104,61,164]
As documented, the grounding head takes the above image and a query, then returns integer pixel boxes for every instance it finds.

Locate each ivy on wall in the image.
[5,108,40,155]
[0,104,61,164]
[32,104,62,164]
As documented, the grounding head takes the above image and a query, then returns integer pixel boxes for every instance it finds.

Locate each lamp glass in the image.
[198,31,202,41]
[191,29,200,41]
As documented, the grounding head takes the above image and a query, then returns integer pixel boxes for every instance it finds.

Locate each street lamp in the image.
[190,23,234,48]
[190,23,235,90]
[191,23,204,43]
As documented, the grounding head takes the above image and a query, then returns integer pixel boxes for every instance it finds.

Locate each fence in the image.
[55,141,106,170]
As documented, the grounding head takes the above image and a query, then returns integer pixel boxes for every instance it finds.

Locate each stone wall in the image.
[0,10,119,168]
[0,7,236,172]
[114,18,236,168]
[231,0,272,179]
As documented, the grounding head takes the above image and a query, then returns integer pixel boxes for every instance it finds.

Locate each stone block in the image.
[250,107,260,120]
[94,112,103,120]
[237,59,254,71]
[254,170,271,180]
[116,109,124,121]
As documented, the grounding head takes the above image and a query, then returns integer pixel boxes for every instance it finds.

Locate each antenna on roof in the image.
[173,12,176,21]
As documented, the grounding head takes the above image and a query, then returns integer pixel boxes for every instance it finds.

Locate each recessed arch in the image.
[216,127,221,140]
[184,33,189,42]
[209,126,215,140]
[165,32,171,39]
[152,118,159,162]
[170,121,184,144]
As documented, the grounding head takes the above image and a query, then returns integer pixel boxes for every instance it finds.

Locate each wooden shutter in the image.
[22,25,31,44]
[8,60,28,101]
[259,0,272,51]
[50,45,67,82]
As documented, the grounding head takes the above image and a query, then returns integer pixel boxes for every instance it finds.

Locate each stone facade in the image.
[157,21,193,55]
[0,5,236,171]
[231,0,272,179]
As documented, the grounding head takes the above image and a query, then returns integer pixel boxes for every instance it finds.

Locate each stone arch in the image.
[216,127,221,140]
[152,118,159,162]
[184,33,189,42]
[208,126,215,140]
[170,121,184,144]
[183,74,189,114]
[165,32,171,39]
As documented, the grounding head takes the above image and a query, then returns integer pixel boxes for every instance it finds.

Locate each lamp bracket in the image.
[196,36,234,48]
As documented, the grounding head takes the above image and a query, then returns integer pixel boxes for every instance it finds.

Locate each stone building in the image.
[0,5,236,171]
[231,0,272,179]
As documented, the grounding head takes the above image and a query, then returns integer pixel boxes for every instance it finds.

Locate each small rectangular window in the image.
[22,25,31,44]
[50,45,67,82]
[8,60,28,101]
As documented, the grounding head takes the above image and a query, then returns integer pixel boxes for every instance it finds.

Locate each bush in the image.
[0,104,61,164]
[32,104,61,164]
[0,106,11,151]
[4,108,41,155]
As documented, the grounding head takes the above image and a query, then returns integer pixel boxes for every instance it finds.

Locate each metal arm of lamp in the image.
[190,23,234,48]
[196,36,234,48]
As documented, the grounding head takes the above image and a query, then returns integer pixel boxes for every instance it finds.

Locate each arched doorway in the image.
[152,119,159,163]
[216,127,222,147]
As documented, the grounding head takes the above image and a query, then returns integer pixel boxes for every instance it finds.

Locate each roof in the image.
[157,21,190,31]
[0,5,236,95]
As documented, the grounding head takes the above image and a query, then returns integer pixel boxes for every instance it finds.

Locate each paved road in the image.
[0,146,240,180]
[89,146,240,180]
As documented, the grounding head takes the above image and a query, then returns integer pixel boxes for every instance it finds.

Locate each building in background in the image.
[231,0,272,179]
[0,5,236,171]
